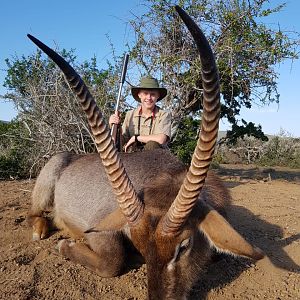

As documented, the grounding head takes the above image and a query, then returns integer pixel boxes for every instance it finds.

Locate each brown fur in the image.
[26,6,264,297]
[28,150,263,299]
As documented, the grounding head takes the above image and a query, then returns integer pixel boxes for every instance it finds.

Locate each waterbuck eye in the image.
[179,238,191,254]
[172,237,192,263]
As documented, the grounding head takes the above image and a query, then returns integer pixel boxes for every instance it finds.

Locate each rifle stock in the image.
[111,118,122,151]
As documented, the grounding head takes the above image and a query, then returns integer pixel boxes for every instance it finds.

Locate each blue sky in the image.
[1,0,299,137]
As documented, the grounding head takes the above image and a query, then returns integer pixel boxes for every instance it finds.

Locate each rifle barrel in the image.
[115,53,129,113]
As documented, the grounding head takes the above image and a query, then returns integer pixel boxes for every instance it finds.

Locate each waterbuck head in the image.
[28,6,264,299]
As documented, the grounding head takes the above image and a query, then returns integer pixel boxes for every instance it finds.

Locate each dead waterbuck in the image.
[27,6,264,299]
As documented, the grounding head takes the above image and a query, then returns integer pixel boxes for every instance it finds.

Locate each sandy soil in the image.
[0,164,299,299]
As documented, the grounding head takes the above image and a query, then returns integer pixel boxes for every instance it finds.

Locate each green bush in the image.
[216,130,300,168]
[170,117,198,165]
[0,120,33,179]
[259,135,300,168]
[2,48,122,179]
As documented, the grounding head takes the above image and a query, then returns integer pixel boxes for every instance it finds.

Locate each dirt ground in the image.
[0,164,299,300]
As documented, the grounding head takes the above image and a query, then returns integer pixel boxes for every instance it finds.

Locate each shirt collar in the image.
[133,105,159,118]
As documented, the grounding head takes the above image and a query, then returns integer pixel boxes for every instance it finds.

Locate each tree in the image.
[2,1,299,171]
[3,48,123,175]
[127,0,299,139]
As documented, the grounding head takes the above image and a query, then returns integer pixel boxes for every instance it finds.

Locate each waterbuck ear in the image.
[197,204,265,260]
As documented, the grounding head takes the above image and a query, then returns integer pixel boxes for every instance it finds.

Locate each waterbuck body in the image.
[29,149,232,297]
[31,150,185,233]
[27,6,264,299]
[30,150,229,235]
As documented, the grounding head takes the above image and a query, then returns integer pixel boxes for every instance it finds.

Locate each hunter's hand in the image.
[124,136,136,152]
[109,113,120,127]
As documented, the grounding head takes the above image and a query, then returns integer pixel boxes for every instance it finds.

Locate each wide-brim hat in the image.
[131,76,167,102]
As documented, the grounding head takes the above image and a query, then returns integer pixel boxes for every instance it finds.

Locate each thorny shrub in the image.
[215,130,300,168]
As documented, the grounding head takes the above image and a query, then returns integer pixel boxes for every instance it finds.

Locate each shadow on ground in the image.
[189,204,300,299]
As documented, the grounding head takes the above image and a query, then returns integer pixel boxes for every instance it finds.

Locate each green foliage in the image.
[127,0,300,162]
[225,119,269,144]
[81,56,110,87]
[212,152,227,165]
[0,120,32,179]
[170,116,198,164]
[259,135,300,168]
[128,0,300,138]
[2,2,300,177]
[4,49,77,97]
[2,47,122,177]
[217,130,300,168]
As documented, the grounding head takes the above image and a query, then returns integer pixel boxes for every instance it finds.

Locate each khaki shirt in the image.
[122,106,171,144]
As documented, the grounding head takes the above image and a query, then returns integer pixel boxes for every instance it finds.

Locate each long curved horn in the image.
[162,6,220,234]
[27,34,144,225]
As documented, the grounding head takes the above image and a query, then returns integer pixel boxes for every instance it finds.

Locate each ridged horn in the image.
[162,6,221,234]
[27,34,144,225]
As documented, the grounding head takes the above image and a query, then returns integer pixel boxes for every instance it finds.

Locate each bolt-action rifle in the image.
[111,53,129,151]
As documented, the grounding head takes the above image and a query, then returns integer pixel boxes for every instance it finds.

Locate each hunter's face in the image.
[138,89,160,111]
